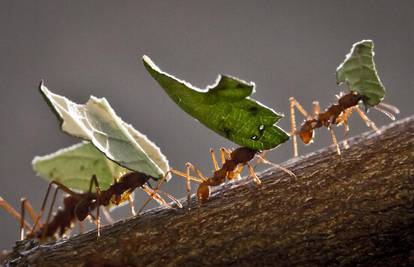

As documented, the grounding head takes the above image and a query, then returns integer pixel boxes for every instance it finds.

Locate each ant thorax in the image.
[298,91,363,144]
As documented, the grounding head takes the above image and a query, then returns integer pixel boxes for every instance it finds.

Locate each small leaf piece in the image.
[336,40,385,108]
[33,142,129,191]
[39,82,169,180]
[143,56,289,151]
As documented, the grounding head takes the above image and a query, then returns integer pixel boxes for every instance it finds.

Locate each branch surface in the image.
[3,116,414,267]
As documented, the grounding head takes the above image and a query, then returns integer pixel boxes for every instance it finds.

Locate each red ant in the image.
[172,147,295,204]
[289,92,399,156]
[1,171,180,241]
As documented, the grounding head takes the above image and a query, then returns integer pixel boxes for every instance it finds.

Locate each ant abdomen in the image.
[120,172,149,187]
[231,147,257,163]
[338,92,362,109]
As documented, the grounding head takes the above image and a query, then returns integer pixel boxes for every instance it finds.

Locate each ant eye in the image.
[251,135,258,140]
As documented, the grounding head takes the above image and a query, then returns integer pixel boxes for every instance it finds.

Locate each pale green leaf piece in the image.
[39,82,169,180]
[336,40,385,108]
[32,142,129,191]
[143,56,289,151]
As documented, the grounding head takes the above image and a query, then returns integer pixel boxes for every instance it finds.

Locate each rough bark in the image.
[3,116,414,267]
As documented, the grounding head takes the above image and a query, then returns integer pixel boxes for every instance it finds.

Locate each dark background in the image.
[0,1,413,250]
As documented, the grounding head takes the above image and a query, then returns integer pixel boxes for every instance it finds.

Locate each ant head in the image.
[299,129,314,144]
[299,121,315,144]
[197,183,210,203]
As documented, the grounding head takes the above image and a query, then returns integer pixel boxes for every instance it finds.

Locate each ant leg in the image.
[220,148,226,164]
[355,106,379,132]
[79,175,102,236]
[31,180,78,234]
[171,162,207,183]
[171,163,209,205]
[96,199,101,237]
[220,148,232,163]
[289,97,311,157]
[30,182,53,233]
[157,171,183,209]
[160,190,182,208]
[89,175,102,237]
[341,108,353,149]
[253,151,266,168]
[140,169,186,213]
[289,97,310,118]
[22,200,37,223]
[141,185,169,208]
[127,195,136,216]
[170,169,205,183]
[227,164,245,181]
[19,198,39,240]
[0,197,32,231]
[20,199,27,240]
[185,163,191,209]
[290,97,298,157]
[210,149,219,171]
[328,127,341,155]
[247,164,262,185]
[41,187,60,240]
[174,163,208,210]
[138,175,170,213]
[312,101,321,115]
[185,163,208,181]
[172,165,209,210]
[342,122,350,149]
[256,155,296,178]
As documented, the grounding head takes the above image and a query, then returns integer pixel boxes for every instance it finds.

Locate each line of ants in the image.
[0,91,398,243]
[0,146,293,242]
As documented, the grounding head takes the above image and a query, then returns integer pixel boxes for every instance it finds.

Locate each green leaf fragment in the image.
[336,40,385,107]
[39,82,169,180]
[32,142,129,192]
[143,56,289,151]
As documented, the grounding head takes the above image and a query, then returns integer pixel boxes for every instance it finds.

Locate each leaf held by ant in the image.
[39,82,170,180]
[336,40,386,108]
[143,55,289,151]
[32,142,129,192]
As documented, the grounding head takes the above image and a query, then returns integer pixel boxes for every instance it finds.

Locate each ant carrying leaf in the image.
[143,56,292,205]
[290,40,399,156]
[1,83,183,241]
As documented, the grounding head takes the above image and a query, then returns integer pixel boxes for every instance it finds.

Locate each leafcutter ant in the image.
[289,92,399,156]
[172,147,295,206]
[0,171,180,241]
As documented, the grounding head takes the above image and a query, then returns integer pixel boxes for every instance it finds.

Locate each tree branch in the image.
[3,116,414,267]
